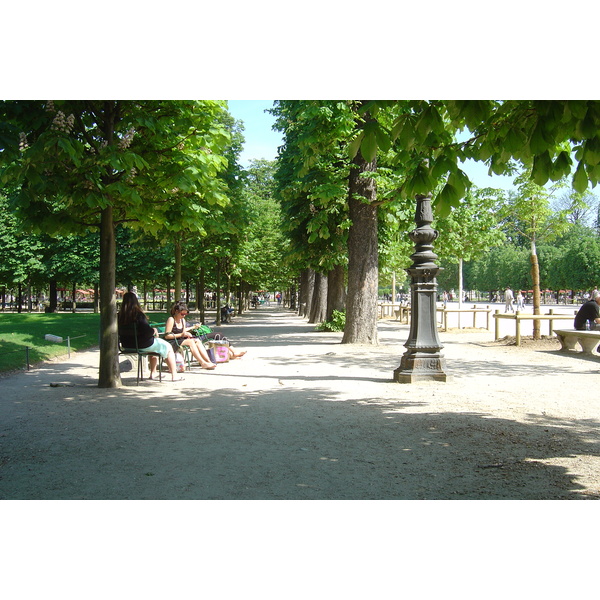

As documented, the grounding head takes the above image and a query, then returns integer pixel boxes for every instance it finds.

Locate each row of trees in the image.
[0,101,291,387]
[271,101,600,342]
[2,100,600,385]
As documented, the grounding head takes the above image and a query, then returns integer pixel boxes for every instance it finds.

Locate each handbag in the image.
[191,324,212,340]
[206,347,217,364]
[206,334,229,363]
[213,344,230,363]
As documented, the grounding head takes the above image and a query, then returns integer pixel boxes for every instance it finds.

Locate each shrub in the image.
[317,310,346,332]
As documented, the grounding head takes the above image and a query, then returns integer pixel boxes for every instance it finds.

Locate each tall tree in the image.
[435,187,506,317]
[500,173,576,337]
[0,100,231,386]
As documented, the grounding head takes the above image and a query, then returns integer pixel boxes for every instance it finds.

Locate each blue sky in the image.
[227,101,283,167]
[227,100,516,191]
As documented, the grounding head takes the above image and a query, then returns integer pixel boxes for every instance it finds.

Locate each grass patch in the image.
[0,312,102,373]
[0,311,174,374]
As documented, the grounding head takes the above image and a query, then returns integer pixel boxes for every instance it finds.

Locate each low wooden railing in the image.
[493,309,576,346]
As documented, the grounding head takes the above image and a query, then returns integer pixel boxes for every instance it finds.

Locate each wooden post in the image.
[486,306,490,331]
[515,311,521,346]
[494,309,500,340]
[548,308,554,335]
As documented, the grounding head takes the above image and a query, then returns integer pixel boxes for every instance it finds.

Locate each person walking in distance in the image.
[504,287,514,313]
[516,290,525,310]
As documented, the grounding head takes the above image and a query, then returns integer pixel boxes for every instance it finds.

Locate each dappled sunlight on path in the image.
[1,306,600,499]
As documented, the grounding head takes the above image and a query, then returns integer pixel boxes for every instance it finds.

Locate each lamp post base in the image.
[393,353,450,383]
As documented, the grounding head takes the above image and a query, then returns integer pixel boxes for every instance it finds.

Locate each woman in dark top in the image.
[118,292,181,381]
[166,301,247,362]
[165,301,216,369]
[574,293,600,330]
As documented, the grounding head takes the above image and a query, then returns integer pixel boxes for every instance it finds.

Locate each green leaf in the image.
[360,132,377,162]
[573,162,589,193]
[531,151,551,186]
[447,169,469,198]
[408,163,434,195]
[550,150,572,181]
[529,120,550,155]
[432,156,455,179]
[348,133,363,159]
[583,136,600,166]
[436,183,459,218]
[375,125,391,153]
[57,138,80,166]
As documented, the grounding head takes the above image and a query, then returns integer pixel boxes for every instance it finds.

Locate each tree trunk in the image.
[298,269,310,317]
[530,240,541,339]
[46,280,58,313]
[342,151,378,344]
[457,258,463,329]
[326,264,346,320]
[98,205,121,388]
[302,269,315,319]
[174,240,182,302]
[199,266,205,323]
[27,283,33,312]
[93,282,99,313]
[216,259,221,326]
[308,271,328,323]
[17,283,22,314]
[72,282,77,313]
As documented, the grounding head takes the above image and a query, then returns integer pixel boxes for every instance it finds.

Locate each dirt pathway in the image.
[1,307,599,500]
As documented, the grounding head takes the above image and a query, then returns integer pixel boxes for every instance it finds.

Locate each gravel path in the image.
[1,306,599,500]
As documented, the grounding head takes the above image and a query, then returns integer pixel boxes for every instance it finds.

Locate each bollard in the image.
[494,309,500,340]
[515,311,521,346]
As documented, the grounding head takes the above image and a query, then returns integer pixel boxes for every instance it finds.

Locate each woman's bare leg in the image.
[229,344,247,359]
[166,351,179,380]
[183,339,215,369]
[149,355,159,378]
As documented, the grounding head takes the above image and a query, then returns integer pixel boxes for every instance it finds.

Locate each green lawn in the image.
[0,311,171,374]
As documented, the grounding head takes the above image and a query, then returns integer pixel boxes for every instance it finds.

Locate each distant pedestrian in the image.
[516,290,524,310]
[504,287,514,313]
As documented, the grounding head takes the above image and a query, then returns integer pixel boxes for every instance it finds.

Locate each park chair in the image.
[118,322,163,384]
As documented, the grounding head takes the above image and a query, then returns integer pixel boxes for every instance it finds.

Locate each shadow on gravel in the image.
[3,309,599,500]
[2,378,599,500]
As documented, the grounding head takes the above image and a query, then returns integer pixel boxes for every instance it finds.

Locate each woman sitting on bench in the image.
[118,292,181,381]
[165,302,216,370]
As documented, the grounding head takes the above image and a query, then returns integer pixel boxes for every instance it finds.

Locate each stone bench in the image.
[554,329,600,355]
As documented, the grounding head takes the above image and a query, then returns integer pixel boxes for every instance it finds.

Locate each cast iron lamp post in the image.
[394,193,449,383]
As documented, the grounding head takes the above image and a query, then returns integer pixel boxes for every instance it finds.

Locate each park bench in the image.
[553,329,600,355]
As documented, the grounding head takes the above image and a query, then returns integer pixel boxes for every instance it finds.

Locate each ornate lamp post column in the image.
[394,193,449,383]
